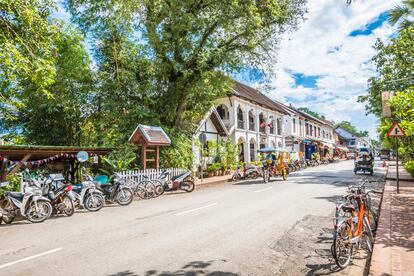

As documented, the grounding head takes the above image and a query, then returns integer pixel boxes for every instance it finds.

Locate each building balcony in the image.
[237,120,245,129]
[249,123,255,131]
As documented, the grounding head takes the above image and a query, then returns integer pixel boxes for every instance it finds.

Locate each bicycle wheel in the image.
[134,180,150,199]
[333,221,353,269]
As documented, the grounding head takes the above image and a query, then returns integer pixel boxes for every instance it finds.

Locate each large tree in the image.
[2,22,94,146]
[65,0,307,128]
[358,26,414,118]
[0,0,58,122]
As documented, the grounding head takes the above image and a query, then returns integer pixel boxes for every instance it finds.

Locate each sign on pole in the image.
[386,122,406,138]
[387,122,406,194]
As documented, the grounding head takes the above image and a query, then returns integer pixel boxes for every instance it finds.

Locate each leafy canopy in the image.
[0,0,58,121]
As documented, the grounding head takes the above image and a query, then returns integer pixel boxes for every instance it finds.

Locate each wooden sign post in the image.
[387,122,406,193]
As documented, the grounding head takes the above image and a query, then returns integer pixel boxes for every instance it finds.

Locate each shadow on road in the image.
[106,261,239,276]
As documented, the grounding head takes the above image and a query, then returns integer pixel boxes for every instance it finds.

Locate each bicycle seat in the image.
[341,204,356,213]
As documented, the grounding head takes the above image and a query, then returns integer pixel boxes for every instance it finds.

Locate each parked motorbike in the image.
[96,173,134,206]
[232,166,260,181]
[153,170,195,195]
[72,174,105,212]
[43,179,75,217]
[0,182,52,224]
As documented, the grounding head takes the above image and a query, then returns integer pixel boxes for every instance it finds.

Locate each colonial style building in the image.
[193,81,288,168]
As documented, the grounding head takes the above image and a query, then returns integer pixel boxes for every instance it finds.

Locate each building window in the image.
[299,120,303,136]
[216,104,229,120]
[269,118,275,134]
[314,126,317,137]
[293,118,296,133]
[318,127,321,137]
[322,130,325,138]
[277,118,282,135]
[237,106,244,129]
[259,113,266,133]
[305,122,309,135]
[249,110,255,131]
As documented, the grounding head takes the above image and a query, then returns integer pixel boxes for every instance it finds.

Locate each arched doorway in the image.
[259,112,266,133]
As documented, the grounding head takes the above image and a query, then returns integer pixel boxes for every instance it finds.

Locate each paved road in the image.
[0,160,385,276]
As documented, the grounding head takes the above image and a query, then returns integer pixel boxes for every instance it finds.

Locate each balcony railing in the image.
[237,120,244,129]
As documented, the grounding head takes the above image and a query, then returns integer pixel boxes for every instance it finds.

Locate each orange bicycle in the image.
[332,181,378,268]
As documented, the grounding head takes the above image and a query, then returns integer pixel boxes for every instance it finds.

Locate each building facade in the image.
[193,81,287,169]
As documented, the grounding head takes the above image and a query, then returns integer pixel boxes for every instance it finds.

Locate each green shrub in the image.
[404,160,414,177]
[0,174,21,199]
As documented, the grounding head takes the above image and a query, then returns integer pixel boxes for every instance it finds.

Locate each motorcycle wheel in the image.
[250,172,258,179]
[84,193,104,212]
[62,195,75,216]
[152,180,165,197]
[26,200,52,223]
[116,188,133,206]
[180,180,195,192]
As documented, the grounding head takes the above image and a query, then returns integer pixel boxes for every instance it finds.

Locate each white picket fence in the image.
[118,168,188,185]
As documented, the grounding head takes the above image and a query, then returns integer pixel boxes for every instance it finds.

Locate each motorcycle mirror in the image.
[76,151,89,163]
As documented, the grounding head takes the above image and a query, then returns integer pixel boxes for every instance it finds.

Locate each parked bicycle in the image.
[331,179,382,269]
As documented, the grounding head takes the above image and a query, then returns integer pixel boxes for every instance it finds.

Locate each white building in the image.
[193,81,288,169]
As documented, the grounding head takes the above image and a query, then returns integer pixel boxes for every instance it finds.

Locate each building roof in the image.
[195,107,229,137]
[0,145,112,161]
[231,81,288,115]
[335,127,355,140]
[129,125,171,146]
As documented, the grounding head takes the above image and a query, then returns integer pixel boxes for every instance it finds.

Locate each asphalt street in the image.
[0,160,385,276]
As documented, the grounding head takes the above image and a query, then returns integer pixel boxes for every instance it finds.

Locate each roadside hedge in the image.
[404,160,414,177]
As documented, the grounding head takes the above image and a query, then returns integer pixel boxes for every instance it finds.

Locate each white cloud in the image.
[265,0,399,138]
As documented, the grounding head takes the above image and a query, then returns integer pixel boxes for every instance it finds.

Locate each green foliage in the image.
[160,128,193,169]
[65,0,306,128]
[359,27,414,118]
[3,22,94,145]
[0,174,20,199]
[101,144,138,173]
[0,0,58,122]
[404,160,414,177]
[389,88,414,161]
[298,107,323,120]
[388,0,414,32]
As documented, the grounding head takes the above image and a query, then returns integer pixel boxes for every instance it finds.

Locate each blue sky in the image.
[235,0,400,139]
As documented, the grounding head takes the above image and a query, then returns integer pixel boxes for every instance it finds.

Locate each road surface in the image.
[0,160,385,275]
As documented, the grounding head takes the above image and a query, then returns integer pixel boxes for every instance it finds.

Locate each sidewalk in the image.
[195,174,231,186]
[386,161,414,181]
[370,165,414,276]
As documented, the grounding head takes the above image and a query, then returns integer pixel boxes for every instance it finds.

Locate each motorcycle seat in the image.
[171,172,187,181]
[6,191,24,201]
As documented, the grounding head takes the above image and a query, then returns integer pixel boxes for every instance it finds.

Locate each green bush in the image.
[0,174,21,199]
[160,128,193,169]
[404,160,414,177]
